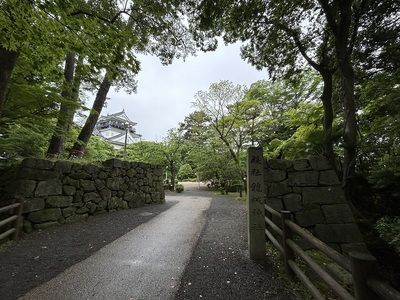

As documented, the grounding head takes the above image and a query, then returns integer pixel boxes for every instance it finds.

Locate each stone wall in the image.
[4,158,165,232]
[265,156,366,254]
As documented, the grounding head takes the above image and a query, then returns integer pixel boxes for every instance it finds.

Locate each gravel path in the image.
[175,183,298,300]
[0,182,299,300]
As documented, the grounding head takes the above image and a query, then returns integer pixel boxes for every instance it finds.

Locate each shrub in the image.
[376,216,400,253]
[175,184,184,193]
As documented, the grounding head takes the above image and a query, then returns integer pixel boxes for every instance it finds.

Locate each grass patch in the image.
[265,242,354,300]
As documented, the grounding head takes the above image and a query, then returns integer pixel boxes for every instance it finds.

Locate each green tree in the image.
[69,0,197,158]
[177,163,194,181]
[188,0,392,190]
[192,80,247,164]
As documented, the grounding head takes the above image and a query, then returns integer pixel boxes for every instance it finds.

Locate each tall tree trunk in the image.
[320,68,340,177]
[335,2,357,198]
[319,0,358,200]
[0,45,19,118]
[69,72,112,158]
[46,52,77,158]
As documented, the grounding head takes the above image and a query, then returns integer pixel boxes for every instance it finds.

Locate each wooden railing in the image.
[265,204,400,300]
[0,202,23,242]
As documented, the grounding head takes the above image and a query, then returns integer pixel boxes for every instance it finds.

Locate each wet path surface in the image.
[0,182,298,300]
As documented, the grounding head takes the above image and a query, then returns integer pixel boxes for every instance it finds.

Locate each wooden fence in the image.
[0,202,23,242]
[265,204,400,300]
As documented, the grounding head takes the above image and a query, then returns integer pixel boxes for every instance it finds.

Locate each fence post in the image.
[281,211,295,278]
[11,201,23,240]
[350,251,378,300]
[247,147,266,264]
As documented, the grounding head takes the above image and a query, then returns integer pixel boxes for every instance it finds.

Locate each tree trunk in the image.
[339,61,357,196]
[69,72,112,158]
[335,2,357,198]
[0,45,19,118]
[46,52,77,158]
[320,0,358,200]
[320,68,340,177]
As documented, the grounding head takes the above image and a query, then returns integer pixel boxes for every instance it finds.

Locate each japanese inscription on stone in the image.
[247,147,266,262]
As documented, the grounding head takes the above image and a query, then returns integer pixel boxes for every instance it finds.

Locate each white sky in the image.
[100,42,268,141]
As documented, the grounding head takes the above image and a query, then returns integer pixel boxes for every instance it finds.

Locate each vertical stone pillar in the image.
[247,147,266,263]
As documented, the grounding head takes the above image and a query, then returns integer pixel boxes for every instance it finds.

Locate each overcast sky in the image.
[99,42,268,141]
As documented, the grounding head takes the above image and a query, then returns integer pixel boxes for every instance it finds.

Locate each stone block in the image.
[62,207,76,218]
[341,243,368,255]
[100,188,111,201]
[68,179,80,188]
[76,206,89,214]
[35,180,62,197]
[288,171,319,187]
[129,193,145,208]
[80,180,96,192]
[293,159,312,171]
[319,170,340,186]
[23,219,33,233]
[86,202,97,214]
[46,196,73,208]
[267,159,292,170]
[126,168,137,178]
[295,209,325,227]
[69,171,91,180]
[103,158,124,168]
[283,193,302,212]
[268,181,292,197]
[72,164,83,171]
[65,214,88,224]
[309,156,331,170]
[33,222,59,230]
[123,191,134,201]
[83,192,102,204]
[94,179,105,191]
[20,158,54,170]
[140,186,150,193]
[108,197,123,210]
[97,200,107,211]
[120,183,128,192]
[110,168,122,178]
[83,164,100,175]
[98,171,108,180]
[322,204,355,224]
[22,198,45,213]
[54,161,73,173]
[106,177,124,190]
[27,208,61,223]
[9,179,36,198]
[63,185,76,196]
[266,198,283,212]
[145,194,152,204]
[303,186,346,206]
[73,190,84,203]
[266,169,286,182]
[315,224,364,243]
[18,168,59,181]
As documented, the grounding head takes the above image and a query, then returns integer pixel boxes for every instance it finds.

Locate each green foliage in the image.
[177,163,194,181]
[175,184,184,193]
[0,119,54,160]
[122,141,165,165]
[376,217,400,253]
[357,70,400,197]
